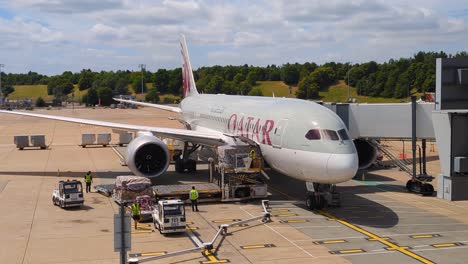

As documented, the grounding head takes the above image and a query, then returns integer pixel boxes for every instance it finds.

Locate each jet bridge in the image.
[324,58,468,201]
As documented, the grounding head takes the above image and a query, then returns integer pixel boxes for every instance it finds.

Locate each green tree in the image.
[296,74,319,99]
[78,70,94,90]
[97,87,114,106]
[248,87,263,96]
[82,88,99,106]
[246,71,257,86]
[154,69,170,93]
[1,84,14,97]
[145,88,160,103]
[281,63,300,85]
[35,97,46,107]
[115,77,129,95]
[47,76,74,97]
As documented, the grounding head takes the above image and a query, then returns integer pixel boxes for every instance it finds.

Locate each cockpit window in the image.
[322,129,339,141]
[337,129,350,140]
[305,129,321,140]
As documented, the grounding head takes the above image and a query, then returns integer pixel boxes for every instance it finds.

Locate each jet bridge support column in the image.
[433,58,468,201]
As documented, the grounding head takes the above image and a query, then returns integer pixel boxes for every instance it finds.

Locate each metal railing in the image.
[369,139,413,177]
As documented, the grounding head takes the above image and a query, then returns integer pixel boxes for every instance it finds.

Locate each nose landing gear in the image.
[305,182,341,210]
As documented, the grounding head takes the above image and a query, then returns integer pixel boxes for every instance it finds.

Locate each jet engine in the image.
[126,134,170,178]
[353,138,378,170]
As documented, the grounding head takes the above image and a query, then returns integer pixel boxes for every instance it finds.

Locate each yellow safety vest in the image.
[249,149,256,159]
[85,173,92,183]
[190,189,198,200]
[132,203,140,215]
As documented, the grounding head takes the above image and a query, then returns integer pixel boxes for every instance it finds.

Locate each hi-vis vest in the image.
[132,203,140,216]
[190,189,198,200]
[85,173,92,183]
[249,149,256,159]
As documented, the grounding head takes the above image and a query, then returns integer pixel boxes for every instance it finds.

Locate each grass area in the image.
[258,80,420,103]
[320,80,421,103]
[9,85,53,101]
[10,81,418,104]
[255,81,297,98]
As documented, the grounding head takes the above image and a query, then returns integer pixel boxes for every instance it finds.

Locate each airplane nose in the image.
[327,153,359,182]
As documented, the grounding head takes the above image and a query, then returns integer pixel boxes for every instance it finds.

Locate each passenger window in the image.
[305,129,321,140]
[338,129,350,140]
[322,130,339,141]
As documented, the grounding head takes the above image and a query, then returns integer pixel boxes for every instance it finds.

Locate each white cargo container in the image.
[81,133,96,147]
[14,135,29,150]
[97,133,111,146]
[30,135,47,149]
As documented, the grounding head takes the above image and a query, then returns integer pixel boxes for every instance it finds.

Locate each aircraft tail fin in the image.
[180,35,199,98]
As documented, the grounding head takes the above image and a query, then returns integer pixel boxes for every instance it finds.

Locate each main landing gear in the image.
[305,182,341,210]
[174,142,200,173]
[406,179,434,196]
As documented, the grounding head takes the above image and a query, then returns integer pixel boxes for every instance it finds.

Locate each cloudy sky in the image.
[0,0,467,75]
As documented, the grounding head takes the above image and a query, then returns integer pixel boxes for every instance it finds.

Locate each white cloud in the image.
[0,0,467,74]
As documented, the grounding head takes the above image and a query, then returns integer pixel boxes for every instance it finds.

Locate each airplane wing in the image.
[0,110,225,146]
[113,98,182,113]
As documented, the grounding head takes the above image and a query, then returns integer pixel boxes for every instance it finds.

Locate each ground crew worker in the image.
[249,147,256,168]
[131,201,141,229]
[84,171,93,193]
[190,186,199,212]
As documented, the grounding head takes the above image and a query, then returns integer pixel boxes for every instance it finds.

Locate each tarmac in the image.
[1,107,468,264]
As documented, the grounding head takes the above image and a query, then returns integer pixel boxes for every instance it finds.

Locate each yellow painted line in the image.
[212,219,241,223]
[432,243,457,248]
[141,252,166,257]
[281,219,308,223]
[331,249,365,254]
[411,234,440,239]
[270,209,290,213]
[386,246,410,251]
[319,210,434,264]
[324,240,347,244]
[241,244,276,249]
[202,250,229,263]
[131,230,153,234]
[274,213,298,217]
[367,237,390,241]
[129,251,167,257]
[137,223,152,227]
[186,221,194,225]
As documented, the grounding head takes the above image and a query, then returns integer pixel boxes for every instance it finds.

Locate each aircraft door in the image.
[272,119,288,148]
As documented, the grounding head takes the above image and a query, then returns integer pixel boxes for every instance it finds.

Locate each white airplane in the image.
[0,36,373,209]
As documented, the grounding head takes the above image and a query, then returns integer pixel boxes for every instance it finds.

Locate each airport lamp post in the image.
[0,64,4,99]
[138,64,146,100]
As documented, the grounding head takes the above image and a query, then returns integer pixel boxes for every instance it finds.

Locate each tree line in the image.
[1,51,467,105]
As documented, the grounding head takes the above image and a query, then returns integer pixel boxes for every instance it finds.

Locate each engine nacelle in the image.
[126,135,170,178]
[353,139,378,170]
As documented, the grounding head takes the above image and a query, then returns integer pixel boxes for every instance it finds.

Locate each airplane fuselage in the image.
[180,94,359,184]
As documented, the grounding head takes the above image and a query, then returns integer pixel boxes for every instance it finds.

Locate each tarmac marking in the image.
[411,234,441,239]
[314,239,347,245]
[201,249,229,263]
[280,219,309,223]
[186,221,194,225]
[212,219,241,223]
[186,226,199,230]
[386,246,410,251]
[129,251,167,257]
[431,242,464,248]
[270,209,290,213]
[330,249,365,254]
[131,230,154,234]
[367,237,390,241]
[240,244,276,249]
[231,223,249,227]
[273,213,298,217]
[137,223,152,228]
[320,210,435,264]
